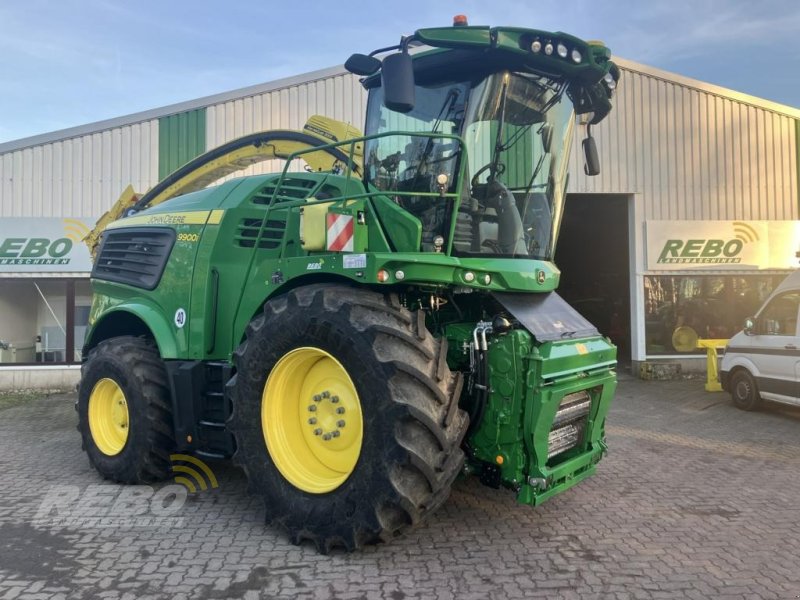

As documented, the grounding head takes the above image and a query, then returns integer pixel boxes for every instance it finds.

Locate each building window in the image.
[0,279,90,365]
[643,274,786,355]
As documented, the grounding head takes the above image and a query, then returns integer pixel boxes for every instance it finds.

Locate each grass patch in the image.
[0,391,42,411]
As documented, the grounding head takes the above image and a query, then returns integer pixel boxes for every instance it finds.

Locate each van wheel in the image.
[730,369,761,411]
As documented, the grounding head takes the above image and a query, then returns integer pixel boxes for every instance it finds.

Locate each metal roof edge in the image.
[0,64,349,154]
[2,56,797,155]
[614,56,800,120]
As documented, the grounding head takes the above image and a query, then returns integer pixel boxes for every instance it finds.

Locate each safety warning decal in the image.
[326,213,354,252]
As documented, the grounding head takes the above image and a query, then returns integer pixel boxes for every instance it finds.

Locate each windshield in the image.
[364,71,575,258]
[458,72,574,259]
[364,82,468,250]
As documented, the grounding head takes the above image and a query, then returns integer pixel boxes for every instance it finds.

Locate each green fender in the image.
[85,302,179,359]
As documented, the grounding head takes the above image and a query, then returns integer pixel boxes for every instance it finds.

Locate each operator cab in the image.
[364,68,573,260]
[351,23,618,259]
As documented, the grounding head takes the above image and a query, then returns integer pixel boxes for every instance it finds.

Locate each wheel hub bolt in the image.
[323,433,332,441]
[313,394,322,402]
[331,430,340,438]
[336,407,345,414]
[308,417,317,425]
[321,391,330,399]
[331,395,340,403]
[313,428,323,436]
[308,405,317,412]
[337,420,346,428]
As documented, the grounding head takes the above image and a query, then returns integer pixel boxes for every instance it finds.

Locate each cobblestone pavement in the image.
[1,373,799,599]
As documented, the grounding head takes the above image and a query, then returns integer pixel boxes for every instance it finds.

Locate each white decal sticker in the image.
[343,254,367,269]
[174,308,187,328]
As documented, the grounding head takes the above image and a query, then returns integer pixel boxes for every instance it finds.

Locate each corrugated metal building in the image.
[1,59,798,388]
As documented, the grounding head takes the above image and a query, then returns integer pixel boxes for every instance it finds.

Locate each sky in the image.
[0,0,798,144]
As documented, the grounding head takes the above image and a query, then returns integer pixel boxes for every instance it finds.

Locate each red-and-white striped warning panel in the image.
[326,213,354,252]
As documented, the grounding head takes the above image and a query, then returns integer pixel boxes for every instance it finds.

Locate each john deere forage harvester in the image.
[78,18,620,552]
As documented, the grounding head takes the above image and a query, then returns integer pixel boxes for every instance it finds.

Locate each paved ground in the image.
[0,373,799,600]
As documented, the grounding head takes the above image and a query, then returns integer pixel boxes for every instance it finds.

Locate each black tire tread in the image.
[228,284,468,552]
[730,368,761,411]
[78,336,174,483]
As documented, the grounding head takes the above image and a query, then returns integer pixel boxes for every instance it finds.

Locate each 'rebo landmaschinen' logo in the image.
[32,455,219,530]
[170,454,219,493]
[0,219,91,266]
[657,222,759,265]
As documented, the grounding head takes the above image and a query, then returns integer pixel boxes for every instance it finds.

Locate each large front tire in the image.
[228,285,468,552]
[77,336,175,483]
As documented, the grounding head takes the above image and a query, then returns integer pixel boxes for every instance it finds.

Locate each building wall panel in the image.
[0,120,160,218]
[0,62,796,224]
[566,65,798,222]
[205,72,366,180]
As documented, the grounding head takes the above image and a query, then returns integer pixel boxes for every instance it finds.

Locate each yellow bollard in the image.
[696,339,729,392]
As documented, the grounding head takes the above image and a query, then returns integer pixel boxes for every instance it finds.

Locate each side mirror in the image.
[743,317,755,335]
[381,51,415,113]
[582,136,600,176]
[541,123,553,154]
[344,53,381,76]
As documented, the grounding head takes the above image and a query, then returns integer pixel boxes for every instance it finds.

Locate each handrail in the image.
[253,130,469,255]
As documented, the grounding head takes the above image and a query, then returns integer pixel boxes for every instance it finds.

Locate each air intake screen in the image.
[252,178,318,205]
[93,228,176,290]
[235,218,286,249]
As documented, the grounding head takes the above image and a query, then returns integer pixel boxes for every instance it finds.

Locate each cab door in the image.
[753,291,800,404]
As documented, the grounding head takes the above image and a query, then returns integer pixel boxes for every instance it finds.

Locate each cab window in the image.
[758,292,800,336]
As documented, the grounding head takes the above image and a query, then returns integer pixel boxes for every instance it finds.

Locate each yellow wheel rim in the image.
[88,378,130,456]
[262,347,364,494]
[672,326,699,352]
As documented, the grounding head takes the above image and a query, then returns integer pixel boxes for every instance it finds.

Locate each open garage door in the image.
[555,194,632,363]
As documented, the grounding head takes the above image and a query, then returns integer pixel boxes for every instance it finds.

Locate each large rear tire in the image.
[228,284,468,552]
[77,336,175,483]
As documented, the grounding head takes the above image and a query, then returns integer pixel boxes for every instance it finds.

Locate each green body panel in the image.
[519,358,615,505]
[87,171,563,360]
[371,195,422,252]
[534,337,617,379]
[89,181,241,359]
[375,26,617,123]
[415,26,493,48]
[85,23,620,508]
[444,325,616,504]
[188,214,223,358]
[159,109,207,180]
[461,329,534,480]
[87,295,180,357]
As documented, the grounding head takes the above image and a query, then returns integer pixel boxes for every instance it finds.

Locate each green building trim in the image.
[158,109,207,180]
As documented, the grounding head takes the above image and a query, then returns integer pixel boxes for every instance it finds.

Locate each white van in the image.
[720,270,800,410]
